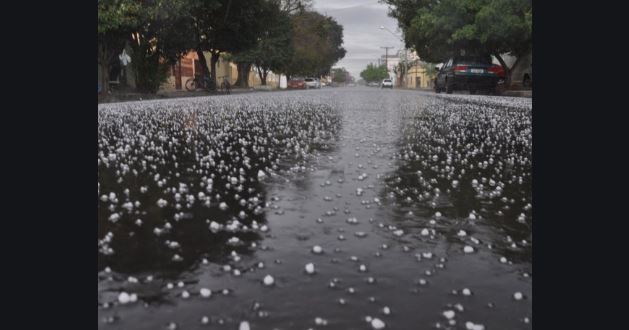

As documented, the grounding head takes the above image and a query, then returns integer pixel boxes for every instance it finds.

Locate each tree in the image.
[284,11,346,78]
[272,0,312,14]
[360,63,389,82]
[331,67,349,83]
[129,0,195,93]
[231,1,293,87]
[98,0,143,95]
[188,0,267,85]
[381,0,531,84]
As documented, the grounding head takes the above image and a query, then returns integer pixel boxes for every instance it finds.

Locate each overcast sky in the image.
[312,0,404,79]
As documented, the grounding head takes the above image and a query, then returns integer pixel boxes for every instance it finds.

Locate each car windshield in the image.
[305,78,314,82]
[384,80,391,82]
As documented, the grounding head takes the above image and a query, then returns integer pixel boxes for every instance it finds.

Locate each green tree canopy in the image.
[285,11,346,77]
[231,0,293,86]
[360,63,389,82]
[382,0,531,80]
[98,0,144,94]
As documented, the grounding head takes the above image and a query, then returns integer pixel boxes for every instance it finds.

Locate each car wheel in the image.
[445,80,453,94]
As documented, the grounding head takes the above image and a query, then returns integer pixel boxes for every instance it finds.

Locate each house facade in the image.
[402,61,433,89]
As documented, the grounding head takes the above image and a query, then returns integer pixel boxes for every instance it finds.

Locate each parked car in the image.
[288,78,306,89]
[434,55,500,94]
[304,77,321,89]
[381,79,393,89]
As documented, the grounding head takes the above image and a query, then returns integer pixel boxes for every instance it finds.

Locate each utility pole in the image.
[380,46,394,74]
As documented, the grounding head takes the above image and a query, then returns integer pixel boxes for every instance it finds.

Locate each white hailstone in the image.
[463,246,474,253]
[263,275,275,286]
[514,292,524,300]
[443,310,455,319]
[233,269,241,276]
[359,264,367,272]
[238,321,251,330]
[219,202,228,210]
[382,306,391,315]
[338,298,346,305]
[462,288,472,296]
[118,292,131,304]
[312,245,323,254]
[209,221,220,232]
[135,219,142,226]
[315,317,328,326]
[200,288,212,298]
[305,263,315,274]
[108,213,120,223]
[167,322,177,330]
[104,267,112,273]
[177,281,185,288]
[181,290,190,299]
[468,213,476,220]
[201,316,209,324]
[457,230,467,237]
[157,199,167,207]
[167,283,174,289]
[465,321,485,330]
[421,228,430,236]
[371,318,386,329]
[393,229,404,236]
[500,257,507,263]
[356,188,364,196]
[260,225,269,232]
[172,254,183,262]
[129,293,138,303]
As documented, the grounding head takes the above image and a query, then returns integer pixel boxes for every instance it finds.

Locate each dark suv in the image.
[434,55,502,94]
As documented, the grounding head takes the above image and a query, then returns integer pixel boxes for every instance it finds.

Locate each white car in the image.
[304,78,321,89]
[381,79,393,89]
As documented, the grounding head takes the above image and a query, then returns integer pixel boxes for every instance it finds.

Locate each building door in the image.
[415,77,421,89]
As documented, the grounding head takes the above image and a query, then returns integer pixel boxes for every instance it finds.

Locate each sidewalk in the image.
[98,87,270,104]
[501,89,532,98]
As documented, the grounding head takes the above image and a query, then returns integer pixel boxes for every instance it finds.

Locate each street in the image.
[98,87,532,329]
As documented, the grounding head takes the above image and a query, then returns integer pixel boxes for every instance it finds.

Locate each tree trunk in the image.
[210,52,220,88]
[494,53,511,87]
[175,61,182,90]
[98,44,110,96]
[100,63,109,96]
[235,62,251,88]
[196,49,210,77]
[257,67,268,86]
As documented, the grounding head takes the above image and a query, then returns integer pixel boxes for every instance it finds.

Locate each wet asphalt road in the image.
[98,87,532,330]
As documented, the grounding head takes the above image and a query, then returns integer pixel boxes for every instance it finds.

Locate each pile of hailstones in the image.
[385,97,532,225]
[98,95,341,261]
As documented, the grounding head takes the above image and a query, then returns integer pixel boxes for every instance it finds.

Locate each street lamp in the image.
[379,26,407,87]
